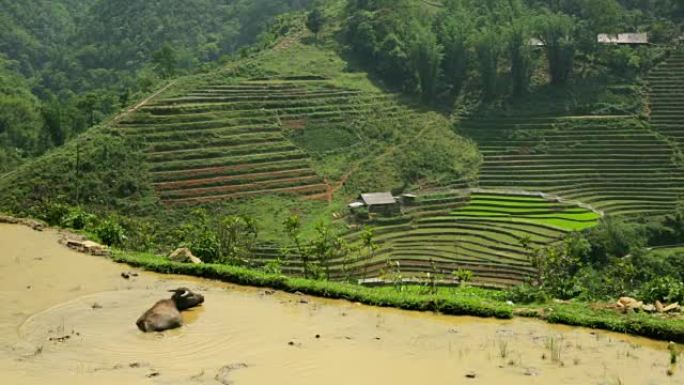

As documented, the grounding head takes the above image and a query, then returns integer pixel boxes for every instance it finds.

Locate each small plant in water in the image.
[498,339,509,359]
[669,342,679,365]
[545,336,562,363]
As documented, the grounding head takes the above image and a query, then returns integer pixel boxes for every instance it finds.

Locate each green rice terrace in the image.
[114,79,378,204]
[459,114,684,217]
[648,48,684,147]
[458,48,684,219]
[248,190,601,289]
[111,67,450,205]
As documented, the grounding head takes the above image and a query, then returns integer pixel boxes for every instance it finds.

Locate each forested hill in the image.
[345,0,682,103]
[0,0,312,173]
[1,0,312,91]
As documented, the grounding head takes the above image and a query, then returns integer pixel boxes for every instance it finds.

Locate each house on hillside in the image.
[348,192,401,216]
[598,33,649,45]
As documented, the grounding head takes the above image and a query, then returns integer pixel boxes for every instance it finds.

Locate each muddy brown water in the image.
[1,223,683,385]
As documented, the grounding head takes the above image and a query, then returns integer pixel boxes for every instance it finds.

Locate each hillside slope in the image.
[0,17,480,218]
[2,5,682,288]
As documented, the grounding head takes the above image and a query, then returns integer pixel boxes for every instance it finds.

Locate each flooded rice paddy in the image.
[1,223,682,385]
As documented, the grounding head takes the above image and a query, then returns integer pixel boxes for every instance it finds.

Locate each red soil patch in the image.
[281,118,307,130]
[161,176,324,199]
[153,168,316,191]
[163,184,329,205]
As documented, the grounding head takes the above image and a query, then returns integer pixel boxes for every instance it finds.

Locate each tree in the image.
[311,221,347,279]
[75,92,98,127]
[586,218,646,263]
[360,226,377,278]
[473,28,502,99]
[346,10,379,64]
[151,43,178,79]
[435,11,472,94]
[306,9,324,36]
[536,11,576,85]
[41,95,66,147]
[507,18,534,96]
[217,215,258,263]
[283,214,313,278]
[529,238,584,299]
[406,23,443,100]
[177,209,220,262]
[377,33,410,87]
[663,203,684,242]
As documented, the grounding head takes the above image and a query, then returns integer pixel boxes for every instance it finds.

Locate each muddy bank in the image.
[1,223,683,385]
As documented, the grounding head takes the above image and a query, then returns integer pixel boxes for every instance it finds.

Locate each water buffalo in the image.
[136,288,204,332]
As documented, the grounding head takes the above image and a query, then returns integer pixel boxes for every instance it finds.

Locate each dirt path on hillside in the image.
[111,80,178,124]
[324,117,437,201]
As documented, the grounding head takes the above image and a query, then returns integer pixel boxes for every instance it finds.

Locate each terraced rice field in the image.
[648,48,684,147]
[115,78,404,205]
[460,115,684,216]
[250,191,600,288]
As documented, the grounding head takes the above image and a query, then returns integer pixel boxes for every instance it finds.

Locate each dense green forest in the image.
[0,0,312,173]
[344,0,682,102]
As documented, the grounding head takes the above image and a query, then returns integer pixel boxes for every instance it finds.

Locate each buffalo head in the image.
[169,287,204,311]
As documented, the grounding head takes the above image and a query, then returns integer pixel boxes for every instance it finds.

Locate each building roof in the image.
[360,192,397,206]
[527,38,545,47]
[348,201,365,209]
[597,33,648,45]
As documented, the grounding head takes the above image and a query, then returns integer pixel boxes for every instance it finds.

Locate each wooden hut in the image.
[597,33,649,45]
[348,192,401,216]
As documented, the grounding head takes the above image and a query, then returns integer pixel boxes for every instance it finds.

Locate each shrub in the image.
[639,277,684,304]
[95,218,126,247]
[39,201,70,226]
[453,269,474,285]
[507,284,549,304]
[185,230,220,262]
[606,46,641,78]
[62,206,97,230]
[395,130,480,184]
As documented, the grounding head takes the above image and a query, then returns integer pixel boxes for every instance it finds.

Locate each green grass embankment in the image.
[112,251,512,319]
[542,303,684,343]
[112,250,684,343]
